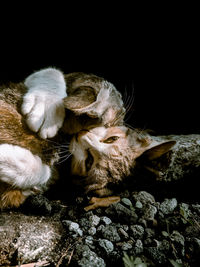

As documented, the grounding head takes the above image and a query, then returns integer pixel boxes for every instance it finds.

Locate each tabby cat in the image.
[0,68,174,208]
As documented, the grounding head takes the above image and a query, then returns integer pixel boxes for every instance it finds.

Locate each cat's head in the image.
[69,126,175,196]
[62,73,125,134]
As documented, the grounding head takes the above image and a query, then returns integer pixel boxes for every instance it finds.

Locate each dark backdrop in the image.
[0,15,199,135]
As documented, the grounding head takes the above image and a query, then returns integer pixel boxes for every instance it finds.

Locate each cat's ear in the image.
[63,72,125,124]
[63,86,97,116]
[138,140,176,161]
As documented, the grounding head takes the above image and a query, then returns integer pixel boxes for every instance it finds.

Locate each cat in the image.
[21,68,178,197]
[0,68,183,209]
[0,68,126,209]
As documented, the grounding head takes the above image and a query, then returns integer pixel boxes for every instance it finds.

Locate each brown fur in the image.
[0,84,51,164]
[0,181,25,208]
[0,83,59,208]
[70,127,175,196]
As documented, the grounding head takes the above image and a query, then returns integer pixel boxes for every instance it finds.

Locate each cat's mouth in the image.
[85,149,94,172]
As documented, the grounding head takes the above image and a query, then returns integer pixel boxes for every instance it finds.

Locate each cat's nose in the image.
[76,129,89,141]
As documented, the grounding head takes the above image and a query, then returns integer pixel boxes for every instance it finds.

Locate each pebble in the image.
[132,191,155,205]
[159,198,178,215]
[98,239,114,254]
[170,230,185,246]
[79,217,91,231]
[121,242,133,251]
[142,204,157,221]
[133,239,143,254]
[135,201,143,209]
[101,216,112,225]
[78,249,106,267]
[68,222,79,231]
[130,225,144,239]
[145,228,155,238]
[118,228,129,239]
[121,198,132,207]
[138,218,147,228]
[105,202,138,224]
[145,247,167,265]
[97,224,105,232]
[122,225,129,232]
[63,220,83,236]
[85,236,94,245]
[89,215,100,226]
[85,236,95,249]
[101,225,121,242]
[160,240,170,252]
[88,227,96,236]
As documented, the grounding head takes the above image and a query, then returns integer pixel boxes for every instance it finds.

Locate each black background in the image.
[0,6,199,135]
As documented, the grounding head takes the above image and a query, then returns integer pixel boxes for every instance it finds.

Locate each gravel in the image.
[57,190,200,266]
[1,189,200,266]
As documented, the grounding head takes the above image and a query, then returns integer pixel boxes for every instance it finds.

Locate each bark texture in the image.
[142,134,200,182]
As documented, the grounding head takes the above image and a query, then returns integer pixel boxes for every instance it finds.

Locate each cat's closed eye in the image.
[102,136,120,144]
[85,150,94,172]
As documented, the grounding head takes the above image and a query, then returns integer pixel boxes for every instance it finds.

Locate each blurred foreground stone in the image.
[0,211,67,266]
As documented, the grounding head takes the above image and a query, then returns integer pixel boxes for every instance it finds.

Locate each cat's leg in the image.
[0,144,51,191]
[21,68,67,139]
[0,188,26,209]
[0,181,42,209]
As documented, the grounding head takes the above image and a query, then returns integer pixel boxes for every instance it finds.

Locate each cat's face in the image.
[69,126,176,196]
[69,126,152,195]
[70,126,130,175]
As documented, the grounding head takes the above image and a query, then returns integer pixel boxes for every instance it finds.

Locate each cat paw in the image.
[0,144,51,189]
[22,92,65,139]
[22,68,67,139]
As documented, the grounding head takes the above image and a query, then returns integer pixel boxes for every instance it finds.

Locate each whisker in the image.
[56,153,72,165]
[57,153,71,160]
[111,109,126,125]
[43,148,71,158]
[43,139,65,146]
[136,125,148,137]
[122,86,129,108]
[121,82,135,123]
[125,122,137,131]
[41,143,70,152]
[125,88,135,113]
[124,108,135,122]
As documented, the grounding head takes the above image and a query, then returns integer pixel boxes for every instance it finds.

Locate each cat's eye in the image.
[103,136,119,144]
[85,150,94,172]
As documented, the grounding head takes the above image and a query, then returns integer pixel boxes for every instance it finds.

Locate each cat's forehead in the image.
[105,127,127,137]
[90,126,127,137]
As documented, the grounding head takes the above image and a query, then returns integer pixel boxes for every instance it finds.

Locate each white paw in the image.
[0,144,51,189]
[22,68,67,139]
[22,92,66,138]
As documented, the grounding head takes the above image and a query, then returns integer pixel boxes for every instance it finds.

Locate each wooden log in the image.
[138,134,200,182]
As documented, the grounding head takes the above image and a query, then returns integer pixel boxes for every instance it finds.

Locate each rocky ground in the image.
[1,188,200,267]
